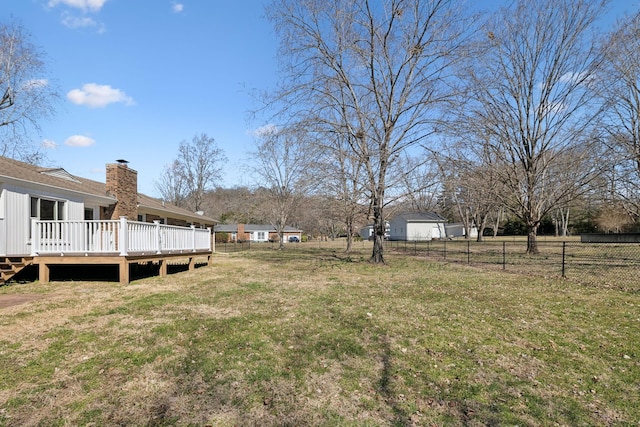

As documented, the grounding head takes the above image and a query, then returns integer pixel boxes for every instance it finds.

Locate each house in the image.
[0,156,217,285]
[388,211,447,241]
[214,223,302,243]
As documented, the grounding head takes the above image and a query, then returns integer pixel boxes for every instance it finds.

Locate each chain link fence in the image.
[386,239,640,292]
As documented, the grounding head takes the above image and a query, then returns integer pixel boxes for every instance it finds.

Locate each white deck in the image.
[30,217,211,256]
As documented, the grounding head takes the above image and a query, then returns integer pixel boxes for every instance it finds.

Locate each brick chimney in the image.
[237,223,245,242]
[105,160,138,220]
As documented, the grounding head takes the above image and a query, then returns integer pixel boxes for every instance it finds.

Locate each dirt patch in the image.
[0,294,44,309]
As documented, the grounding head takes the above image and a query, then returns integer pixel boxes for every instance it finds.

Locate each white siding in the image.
[0,188,5,255]
[4,189,30,255]
[406,223,431,241]
[0,187,5,218]
[67,199,85,220]
[1,184,87,256]
[0,217,4,256]
[389,218,446,241]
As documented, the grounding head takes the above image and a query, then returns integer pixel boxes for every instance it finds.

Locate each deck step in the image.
[0,257,34,284]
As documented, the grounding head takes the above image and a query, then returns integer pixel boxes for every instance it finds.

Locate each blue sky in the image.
[3,0,278,196]
[2,0,639,197]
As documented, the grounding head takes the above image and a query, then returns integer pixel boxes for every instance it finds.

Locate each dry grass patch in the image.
[1,249,639,426]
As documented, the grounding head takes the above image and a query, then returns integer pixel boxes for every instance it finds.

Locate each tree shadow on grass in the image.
[378,334,412,426]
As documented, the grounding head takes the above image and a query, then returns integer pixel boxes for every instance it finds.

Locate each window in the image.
[85,208,94,220]
[30,197,65,220]
[30,197,65,240]
[257,231,265,240]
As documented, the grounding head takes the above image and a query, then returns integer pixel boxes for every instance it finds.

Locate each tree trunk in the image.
[476,214,488,242]
[561,208,570,237]
[370,200,385,264]
[345,219,354,253]
[526,224,539,255]
[493,208,502,238]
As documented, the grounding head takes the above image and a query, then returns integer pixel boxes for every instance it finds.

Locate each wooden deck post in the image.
[39,262,50,284]
[159,259,168,278]
[119,258,130,285]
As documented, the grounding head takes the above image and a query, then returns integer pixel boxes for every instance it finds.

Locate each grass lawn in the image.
[1,246,639,426]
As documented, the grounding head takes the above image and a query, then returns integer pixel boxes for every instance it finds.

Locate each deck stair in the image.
[0,257,34,284]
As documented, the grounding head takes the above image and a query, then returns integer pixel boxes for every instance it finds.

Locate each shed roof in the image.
[392,211,447,222]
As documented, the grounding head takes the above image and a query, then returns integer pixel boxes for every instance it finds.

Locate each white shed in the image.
[388,212,447,241]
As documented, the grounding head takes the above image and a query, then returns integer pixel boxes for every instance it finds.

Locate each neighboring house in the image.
[359,222,390,240]
[215,223,302,243]
[0,156,217,284]
[388,212,447,241]
[445,223,479,239]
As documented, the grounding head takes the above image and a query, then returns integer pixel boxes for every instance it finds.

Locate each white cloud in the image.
[558,71,589,85]
[64,135,96,147]
[537,101,566,116]
[42,139,58,149]
[172,2,184,13]
[67,83,135,108]
[61,14,99,30]
[48,0,109,13]
[250,124,279,138]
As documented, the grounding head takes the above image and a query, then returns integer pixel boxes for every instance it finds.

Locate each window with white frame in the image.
[30,197,65,220]
[30,196,65,239]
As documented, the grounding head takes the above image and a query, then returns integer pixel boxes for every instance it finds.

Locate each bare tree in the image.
[252,125,315,249]
[437,154,503,242]
[551,206,571,237]
[203,186,264,224]
[266,0,471,263]
[457,0,607,254]
[394,154,441,213]
[318,131,369,252]
[155,133,226,212]
[596,11,640,222]
[155,160,189,208]
[1,20,59,164]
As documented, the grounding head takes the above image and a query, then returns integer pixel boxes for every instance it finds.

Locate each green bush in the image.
[214,232,229,243]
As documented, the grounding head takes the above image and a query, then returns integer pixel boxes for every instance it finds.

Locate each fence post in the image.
[467,240,471,264]
[502,241,506,270]
[562,241,566,278]
[443,239,447,260]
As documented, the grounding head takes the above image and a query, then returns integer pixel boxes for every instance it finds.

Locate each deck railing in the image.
[31,217,211,256]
